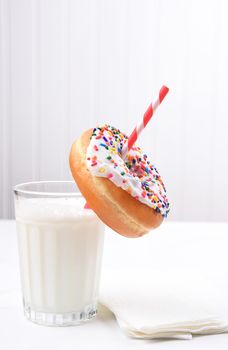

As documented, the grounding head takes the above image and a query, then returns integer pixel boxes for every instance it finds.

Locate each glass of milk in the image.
[14,181,104,326]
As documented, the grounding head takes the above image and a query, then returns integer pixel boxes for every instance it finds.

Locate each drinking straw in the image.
[121,85,169,158]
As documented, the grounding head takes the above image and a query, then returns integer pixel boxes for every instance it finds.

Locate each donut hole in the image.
[124,152,154,180]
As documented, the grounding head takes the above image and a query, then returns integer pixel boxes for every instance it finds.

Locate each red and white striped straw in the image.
[121,85,169,158]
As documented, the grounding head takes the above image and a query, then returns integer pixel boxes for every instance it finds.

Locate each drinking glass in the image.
[14,181,104,326]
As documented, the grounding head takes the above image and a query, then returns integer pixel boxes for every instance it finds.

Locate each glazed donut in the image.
[69,125,169,238]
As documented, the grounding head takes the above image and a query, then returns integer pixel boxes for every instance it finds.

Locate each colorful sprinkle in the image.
[126,186,132,194]
[99,167,106,173]
[100,143,109,150]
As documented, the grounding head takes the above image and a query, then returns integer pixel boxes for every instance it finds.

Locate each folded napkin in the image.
[99,223,228,340]
[99,267,228,339]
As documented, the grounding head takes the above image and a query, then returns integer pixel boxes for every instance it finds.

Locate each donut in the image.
[69,125,170,238]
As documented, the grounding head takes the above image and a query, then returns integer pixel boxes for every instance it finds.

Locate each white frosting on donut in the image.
[86,125,170,217]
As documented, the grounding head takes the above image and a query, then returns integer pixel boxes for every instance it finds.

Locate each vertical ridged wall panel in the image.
[0,0,228,221]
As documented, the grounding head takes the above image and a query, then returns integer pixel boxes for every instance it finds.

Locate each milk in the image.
[15,197,104,323]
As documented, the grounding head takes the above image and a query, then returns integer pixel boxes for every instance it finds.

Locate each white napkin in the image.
[99,223,228,340]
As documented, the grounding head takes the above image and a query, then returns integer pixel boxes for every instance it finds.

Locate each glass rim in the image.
[13,181,81,197]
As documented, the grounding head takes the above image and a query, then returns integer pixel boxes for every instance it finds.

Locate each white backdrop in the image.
[0,0,228,221]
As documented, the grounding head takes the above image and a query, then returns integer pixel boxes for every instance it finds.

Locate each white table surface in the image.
[1,220,228,349]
